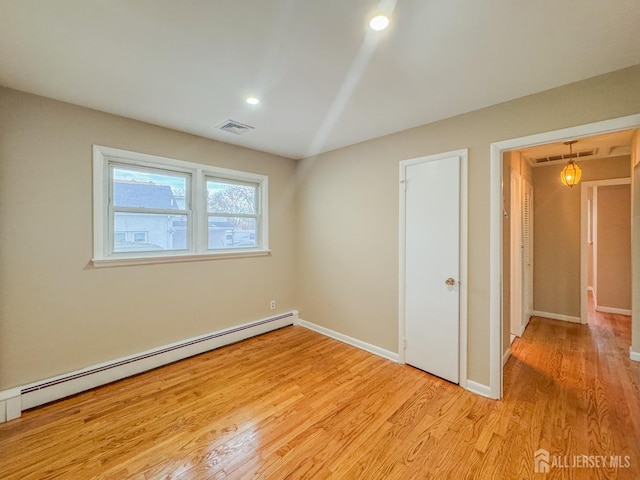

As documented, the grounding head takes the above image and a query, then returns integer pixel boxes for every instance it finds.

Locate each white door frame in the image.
[398,148,468,389]
[489,113,640,399]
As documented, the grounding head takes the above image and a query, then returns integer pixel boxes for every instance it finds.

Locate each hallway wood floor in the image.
[1,310,638,479]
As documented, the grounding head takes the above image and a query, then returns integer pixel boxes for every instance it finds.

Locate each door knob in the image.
[445,277,456,286]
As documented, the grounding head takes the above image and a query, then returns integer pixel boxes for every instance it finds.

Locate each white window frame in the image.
[92,145,269,267]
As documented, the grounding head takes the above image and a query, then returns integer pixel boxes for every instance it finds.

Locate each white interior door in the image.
[403,154,460,383]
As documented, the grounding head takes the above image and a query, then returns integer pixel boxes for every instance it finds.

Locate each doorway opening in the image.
[489,114,640,399]
[581,178,632,323]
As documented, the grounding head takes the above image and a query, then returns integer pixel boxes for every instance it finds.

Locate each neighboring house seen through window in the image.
[111,165,190,254]
[207,178,258,249]
[93,145,269,266]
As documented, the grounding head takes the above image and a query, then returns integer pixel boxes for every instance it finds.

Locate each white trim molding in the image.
[0,312,298,423]
[588,287,598,308]
[92,249,271,268]
[519,313,531,337]
[531,310,581,324]
[503,348,511,366]
[466,380,492,398]
[490,113,640,400]
[596,306,632,316]
[297,319,399,363]
[0,388,21,422]
[630,348,640,362]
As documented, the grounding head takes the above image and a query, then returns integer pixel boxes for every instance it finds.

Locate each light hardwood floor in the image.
[1,309,639,479]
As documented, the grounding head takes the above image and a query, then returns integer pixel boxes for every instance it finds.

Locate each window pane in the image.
[207,180,257,214]
[114,213,188,253]
[208,216,257,249]
[113,167,187,210]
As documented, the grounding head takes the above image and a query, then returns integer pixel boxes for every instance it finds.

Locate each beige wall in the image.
[3,66,640,393]
[532,156,630,317]
[296,65,640,386]
[0,88,298,390]
[597,184,631,310]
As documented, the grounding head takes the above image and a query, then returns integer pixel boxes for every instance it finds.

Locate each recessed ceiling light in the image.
[246,97,260,105]
[369,15,389,31]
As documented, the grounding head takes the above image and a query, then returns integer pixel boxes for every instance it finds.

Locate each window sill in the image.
[91,249,271,268]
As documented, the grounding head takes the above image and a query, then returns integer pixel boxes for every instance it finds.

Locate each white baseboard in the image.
[466,380,493,398]
[0,388,21,422]
[280,319,495,400]
[503,348,511,366]
[531,310,581,324]
[0,311,298,423]
[630,348,640,362]
[596,306,632,316]
[296,319,399,363]
[588,287,598,306]
[519,313,531,336]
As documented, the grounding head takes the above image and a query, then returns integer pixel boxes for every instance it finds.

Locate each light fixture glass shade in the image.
[560,161,582,187]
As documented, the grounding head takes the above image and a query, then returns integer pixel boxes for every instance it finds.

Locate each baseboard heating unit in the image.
[1,311,298,422]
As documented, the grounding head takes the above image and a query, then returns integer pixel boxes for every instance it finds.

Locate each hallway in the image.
[502,305,639,478]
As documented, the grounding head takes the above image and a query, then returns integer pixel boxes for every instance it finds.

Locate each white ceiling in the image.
[1,1,639,160]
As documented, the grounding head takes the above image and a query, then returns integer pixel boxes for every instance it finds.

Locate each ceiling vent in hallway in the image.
[531,148,597,165]
[216,119,255,135]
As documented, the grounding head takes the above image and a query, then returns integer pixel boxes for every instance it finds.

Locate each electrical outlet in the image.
[270,300,276,310]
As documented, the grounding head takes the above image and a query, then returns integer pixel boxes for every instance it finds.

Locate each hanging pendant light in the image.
[560,140,582,188]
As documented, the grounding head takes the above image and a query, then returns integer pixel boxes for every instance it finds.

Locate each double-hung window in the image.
[110,164,191,254]
[206,178,259,249]
[93,145,269,266]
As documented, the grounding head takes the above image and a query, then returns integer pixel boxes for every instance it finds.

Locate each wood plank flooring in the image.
[1,309,639,479]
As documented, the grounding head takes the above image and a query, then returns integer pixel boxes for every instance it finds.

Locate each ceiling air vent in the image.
[532,149,597,164]
[608,145,631,157]
[216,119,255,135]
